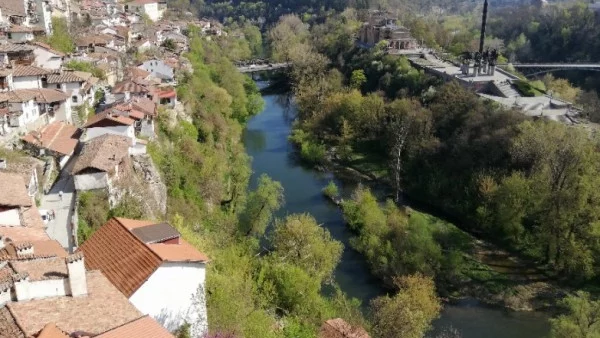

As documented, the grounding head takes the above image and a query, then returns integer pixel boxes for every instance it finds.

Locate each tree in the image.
[45,17,74,54]
[551,291,600,338]
[271,213,343,281]
[385,99,431,203]
[350,69,367,90]
[371,274,441,338]
[269,15,309,62]
[239,174,284,237]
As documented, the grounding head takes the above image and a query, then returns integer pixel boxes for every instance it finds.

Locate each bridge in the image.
[236,61,291,73]
[497,63,600,77]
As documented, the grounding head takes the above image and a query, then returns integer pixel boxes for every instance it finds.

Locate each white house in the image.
[79,217,209,336]
[71,134,130,191]
[82,110,136,142]
[0,89,71,134]
[45,70,98,107]
[125,0,166,22]
[12,65,51,90]
[138,59,174,83]
[32,41,65,70]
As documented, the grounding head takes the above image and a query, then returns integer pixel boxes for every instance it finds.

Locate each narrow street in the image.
[40,169,76,252]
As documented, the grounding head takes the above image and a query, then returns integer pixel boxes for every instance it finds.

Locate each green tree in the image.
[371,274,441,338]
[239,174,284,236]
[45,17,74,54]
[350,69,367,90]
[551,291,600,338]
[271,213,343,281]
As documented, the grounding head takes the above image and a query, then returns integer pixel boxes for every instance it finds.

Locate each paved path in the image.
[40,173,76,252]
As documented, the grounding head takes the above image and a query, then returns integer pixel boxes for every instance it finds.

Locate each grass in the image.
[513,80,546,97]
[341,141,388,179]
[412,211,520,296]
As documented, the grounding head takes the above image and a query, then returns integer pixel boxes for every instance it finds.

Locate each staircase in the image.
[495,81,521,98]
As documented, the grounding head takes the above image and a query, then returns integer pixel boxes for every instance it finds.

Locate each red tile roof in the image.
[0,227,50,242]
[0,172,31,207]
[12,65,52,77]
[35,323,70,338]
[95,315,175,338]
[22,121,80,156]
[155,88,176,99]
[0,89,68,103]
[78,218,209,297]
[78,218,162,297]
[71,135,130,175]
[111,79,149,94]
[5,270,142,336]
[83,111,135,128]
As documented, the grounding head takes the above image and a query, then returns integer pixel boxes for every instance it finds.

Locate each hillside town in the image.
[0,0,219,336]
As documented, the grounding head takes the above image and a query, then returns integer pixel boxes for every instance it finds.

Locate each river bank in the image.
[244,91,551,337]
[317,148,566,314]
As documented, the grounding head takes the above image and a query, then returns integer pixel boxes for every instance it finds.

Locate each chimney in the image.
[12,272,30,301]
[0,158,6,169]
[66,253,87,297]
[124,91,130,101]
[15,242,34,257]
[0,235,4,250]
[479,0,488,54]
[0,282,11,306]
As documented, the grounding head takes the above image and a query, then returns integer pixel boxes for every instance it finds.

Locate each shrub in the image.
[322,180,339,199]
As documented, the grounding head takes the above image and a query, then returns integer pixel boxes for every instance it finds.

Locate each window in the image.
[56,84,60,89]
[72,96,78,103]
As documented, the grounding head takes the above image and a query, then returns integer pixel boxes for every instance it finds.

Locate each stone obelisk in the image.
[479,0,488,54]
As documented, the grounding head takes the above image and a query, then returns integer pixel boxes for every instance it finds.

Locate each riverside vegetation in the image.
[267,9,600,337]
[143,26,443,337]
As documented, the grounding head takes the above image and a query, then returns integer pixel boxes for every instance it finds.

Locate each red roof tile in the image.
[83,111,135,128]
[78,218,208,297]
[0,172,31,207]
[95,315,174,338]
[6,270,142,336]
[22,121,80,156]
[35,323,70,338]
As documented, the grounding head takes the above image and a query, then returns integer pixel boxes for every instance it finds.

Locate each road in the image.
[40,171,76,252]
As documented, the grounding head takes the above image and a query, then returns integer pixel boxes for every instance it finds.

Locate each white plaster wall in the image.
[13,76,41,90]
[140,60,173,80]
[74,172,109,190]
[33,48,62,70]
[129,262,207,334]
[143,3,160,21]
[0,209,21,226]
[58,155,70,168]
[84,125,133,142]
[28,279,69,300]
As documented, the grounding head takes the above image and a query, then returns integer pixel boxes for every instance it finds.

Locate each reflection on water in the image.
[244,89,550,338]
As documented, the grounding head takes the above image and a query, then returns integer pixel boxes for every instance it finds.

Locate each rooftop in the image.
[11,65,52,78]
[78,218,208,297]
[3,270,142,336]
[0,89,69,103]
[111,79,149,94]
[83,110,136,128]
[21,121,81,156]
[94,315,175,338]
[0,172,31,207]
[71,134,130,175]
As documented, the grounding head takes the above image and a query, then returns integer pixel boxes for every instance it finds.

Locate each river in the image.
[242,92,551,338]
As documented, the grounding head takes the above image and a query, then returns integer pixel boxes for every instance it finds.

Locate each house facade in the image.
[79,217,209,336]
[139,59,174,83]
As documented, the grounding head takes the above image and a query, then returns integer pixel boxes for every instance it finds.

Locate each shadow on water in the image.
[244,83,551,338]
